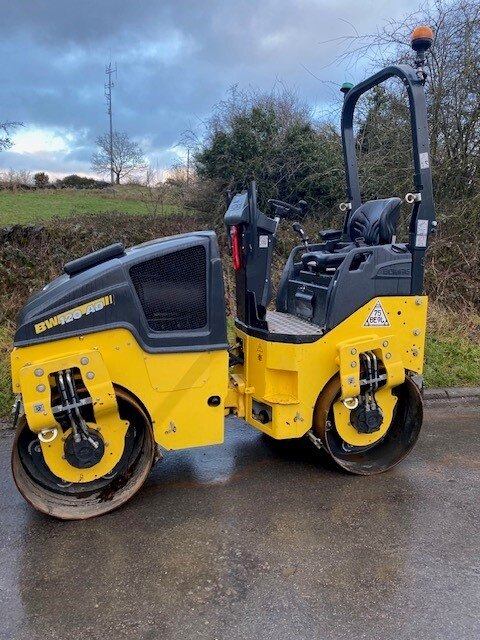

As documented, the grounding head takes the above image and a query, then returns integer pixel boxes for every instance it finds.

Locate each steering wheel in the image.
[268,199,308,219]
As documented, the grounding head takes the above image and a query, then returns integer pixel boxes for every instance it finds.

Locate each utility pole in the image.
[104,62,117,185]
[186,148,190,186]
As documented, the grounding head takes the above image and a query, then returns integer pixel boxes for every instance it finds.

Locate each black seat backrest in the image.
[347,198,402,245]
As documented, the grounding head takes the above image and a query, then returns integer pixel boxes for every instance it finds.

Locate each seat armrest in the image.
[301,251,347,271]
[319,229,343,241]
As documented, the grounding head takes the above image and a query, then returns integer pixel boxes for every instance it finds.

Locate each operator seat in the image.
[302,197,402,271]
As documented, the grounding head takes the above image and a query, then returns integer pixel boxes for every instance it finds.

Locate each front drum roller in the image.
[12,388,155,520]
[313,375,423,475]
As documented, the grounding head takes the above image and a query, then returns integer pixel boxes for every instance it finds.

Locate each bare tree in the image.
[329,0,480,201]
[138,167,170,215]
[333,0,480,305]
[91,131,147,184]
[165,162,191,188]
[0,168,32,189]
[0,121,23,152]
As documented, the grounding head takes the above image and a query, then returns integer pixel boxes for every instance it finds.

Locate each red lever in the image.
[231,225,242,271]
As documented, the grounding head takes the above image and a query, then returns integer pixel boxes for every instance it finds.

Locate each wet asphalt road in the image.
[0,400,479,640]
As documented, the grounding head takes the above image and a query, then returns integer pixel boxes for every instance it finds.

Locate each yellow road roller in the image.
[10,27,436,519]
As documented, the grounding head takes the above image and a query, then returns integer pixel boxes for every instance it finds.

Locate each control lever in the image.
[296,200,308,218]
[293,222,309,249]
[268,198,308,220]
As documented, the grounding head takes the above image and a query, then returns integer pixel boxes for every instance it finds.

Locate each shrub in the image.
[34,172,49,188]
[192,86,345,216]
[57,174,110,189]
[0,169,32,190]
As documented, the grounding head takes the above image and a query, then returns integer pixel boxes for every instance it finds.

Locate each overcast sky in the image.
[0,0,419,179]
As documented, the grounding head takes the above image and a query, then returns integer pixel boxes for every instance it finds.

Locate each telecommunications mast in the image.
[104,61,117,184]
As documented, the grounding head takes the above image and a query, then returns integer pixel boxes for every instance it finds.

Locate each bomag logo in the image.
[34,295,114,334]
[380,267,410,276]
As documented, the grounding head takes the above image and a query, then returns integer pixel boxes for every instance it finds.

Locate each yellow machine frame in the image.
[228,296,426,440]
[11,294,427,482]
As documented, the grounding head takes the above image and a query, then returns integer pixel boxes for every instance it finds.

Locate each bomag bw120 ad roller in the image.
[10,27,436,519]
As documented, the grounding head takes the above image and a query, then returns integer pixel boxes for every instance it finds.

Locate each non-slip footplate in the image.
[265,311,323,336]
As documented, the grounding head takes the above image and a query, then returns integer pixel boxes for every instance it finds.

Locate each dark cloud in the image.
[0,0,419,176]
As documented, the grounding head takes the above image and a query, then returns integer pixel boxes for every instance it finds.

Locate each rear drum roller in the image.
[312,375,423,475]
[12,388,155,520]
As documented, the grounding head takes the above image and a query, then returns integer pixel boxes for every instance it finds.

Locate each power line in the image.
[104,61,117,184]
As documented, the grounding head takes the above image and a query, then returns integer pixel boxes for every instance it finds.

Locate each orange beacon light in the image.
[411,26,434,53]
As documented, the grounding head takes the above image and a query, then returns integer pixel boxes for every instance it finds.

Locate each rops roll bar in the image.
[341,62,436,295]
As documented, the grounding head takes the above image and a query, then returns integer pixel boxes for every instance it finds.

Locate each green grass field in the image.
[425,335,480,387]
[0,324,12,419]
[0,188,181,225]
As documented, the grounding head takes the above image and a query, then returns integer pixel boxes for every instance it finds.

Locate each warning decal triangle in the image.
[364,300,390,327]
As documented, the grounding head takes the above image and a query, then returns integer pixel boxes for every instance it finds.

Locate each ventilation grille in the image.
[130,245,207,332]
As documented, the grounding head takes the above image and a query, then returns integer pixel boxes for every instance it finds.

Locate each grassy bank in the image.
[424,304,480,387]
[0,187,184,225]
[0,324,12,418]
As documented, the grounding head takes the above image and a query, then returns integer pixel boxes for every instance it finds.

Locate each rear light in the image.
[231,225,242,271]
